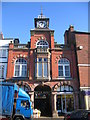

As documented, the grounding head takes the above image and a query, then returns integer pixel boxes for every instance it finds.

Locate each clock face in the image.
[37,21,47,28]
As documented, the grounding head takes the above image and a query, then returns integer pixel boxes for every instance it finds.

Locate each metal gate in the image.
[34,85,52,117]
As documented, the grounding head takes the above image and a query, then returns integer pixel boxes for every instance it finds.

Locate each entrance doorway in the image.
[34,85,52,117]
[57,94,74,113]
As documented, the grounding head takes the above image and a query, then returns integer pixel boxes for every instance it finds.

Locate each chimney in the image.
[14,38,19,45]
[0,32,4,40]
[69,25,74,32]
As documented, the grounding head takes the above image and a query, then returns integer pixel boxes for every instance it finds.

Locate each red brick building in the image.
[6,13,90,117]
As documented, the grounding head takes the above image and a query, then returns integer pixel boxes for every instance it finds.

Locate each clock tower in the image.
[34,13,49,29]
[30,13,54,49]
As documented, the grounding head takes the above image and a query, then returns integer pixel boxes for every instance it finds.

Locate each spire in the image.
[40,5,43,18]
[38,6,45,18]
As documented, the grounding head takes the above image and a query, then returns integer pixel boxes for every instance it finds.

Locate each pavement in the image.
[33,116,64,120]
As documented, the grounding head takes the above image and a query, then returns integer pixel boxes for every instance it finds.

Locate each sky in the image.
[2,2,88,44]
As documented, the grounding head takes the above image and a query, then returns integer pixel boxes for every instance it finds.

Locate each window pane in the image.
[22,65,27,77]
[38,63,42,77]
[15,65,20,76]
[58,58,69,64]
[65,71,70,76]
[44,63,48,77]
[2,50,6,57]
[64,86,69,91]
[44,58,47,62]
[58,66,63,76]
[37,40,48,48]
[16,58,27,64]
[0,65,4,78]
[65,66,70,77]
[70,87,73,91]
[0,50,1,57]
[61,86,64,91]
[0,50,6,57]
[38,58,42,62]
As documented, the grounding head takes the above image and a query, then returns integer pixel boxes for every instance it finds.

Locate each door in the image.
[16,99,31,118]
[62,95,67,113]
[34,85,52,117]
[57,94,74,114]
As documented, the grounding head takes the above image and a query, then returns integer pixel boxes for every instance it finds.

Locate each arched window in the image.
[14,58,27,77]
[58,58,70,77]
[57,85,73,92]
[36,40,49,50]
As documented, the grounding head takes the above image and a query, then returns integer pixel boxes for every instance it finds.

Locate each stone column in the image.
[30,92,34,108]
[75,92,79,109]
[85,95,89,110]
[48,53,51,80]
[53,93,58,117]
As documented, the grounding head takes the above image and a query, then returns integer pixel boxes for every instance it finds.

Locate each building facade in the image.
[5,14,90,117]
[64,27,90,111]
[0,33,13,81]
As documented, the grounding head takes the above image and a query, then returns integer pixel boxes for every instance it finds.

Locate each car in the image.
[64,109,90,120]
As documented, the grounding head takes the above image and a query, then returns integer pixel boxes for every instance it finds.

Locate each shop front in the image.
[57,94,74,114]
[56,85,75,115]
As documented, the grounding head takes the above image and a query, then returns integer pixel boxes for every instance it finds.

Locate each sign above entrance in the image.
[35,91,50,99]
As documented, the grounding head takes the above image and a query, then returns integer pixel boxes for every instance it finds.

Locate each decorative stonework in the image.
[35,36,47,47]
[30,31,34,36]
[12,54,27,63]
[55,54,63,63]
[53,81,72,91]
[50,31,54,36]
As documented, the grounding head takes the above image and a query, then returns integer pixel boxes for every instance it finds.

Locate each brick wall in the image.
[30,31,54,49]
[51,48,78,80]
[75,33,90,87]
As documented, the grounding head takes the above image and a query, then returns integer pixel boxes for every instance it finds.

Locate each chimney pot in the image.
[69,25,74,31]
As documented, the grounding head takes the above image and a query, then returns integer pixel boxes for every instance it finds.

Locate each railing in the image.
[14,44,29,49]
[54,44,70,49]
[36,48,49,53]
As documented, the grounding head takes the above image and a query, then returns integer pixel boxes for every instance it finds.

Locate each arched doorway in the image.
[34,85,52,117]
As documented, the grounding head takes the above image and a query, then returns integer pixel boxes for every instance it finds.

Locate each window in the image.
[14,58,27,77]
[57,85,73,92]
[58,58,70,77]
[0,65,4,78]
[35,58,48,78]
[21,100,30,109]
[36,40,49,52]
[0,49,7,57]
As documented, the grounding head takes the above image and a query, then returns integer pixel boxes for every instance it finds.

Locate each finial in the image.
[38,6,45,18]
[41,5,43,17]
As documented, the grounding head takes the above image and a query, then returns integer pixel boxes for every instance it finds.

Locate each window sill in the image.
[0,78,4,79]
[35,77,50,80]
[12,77,29,80]
[52,77,73,80]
